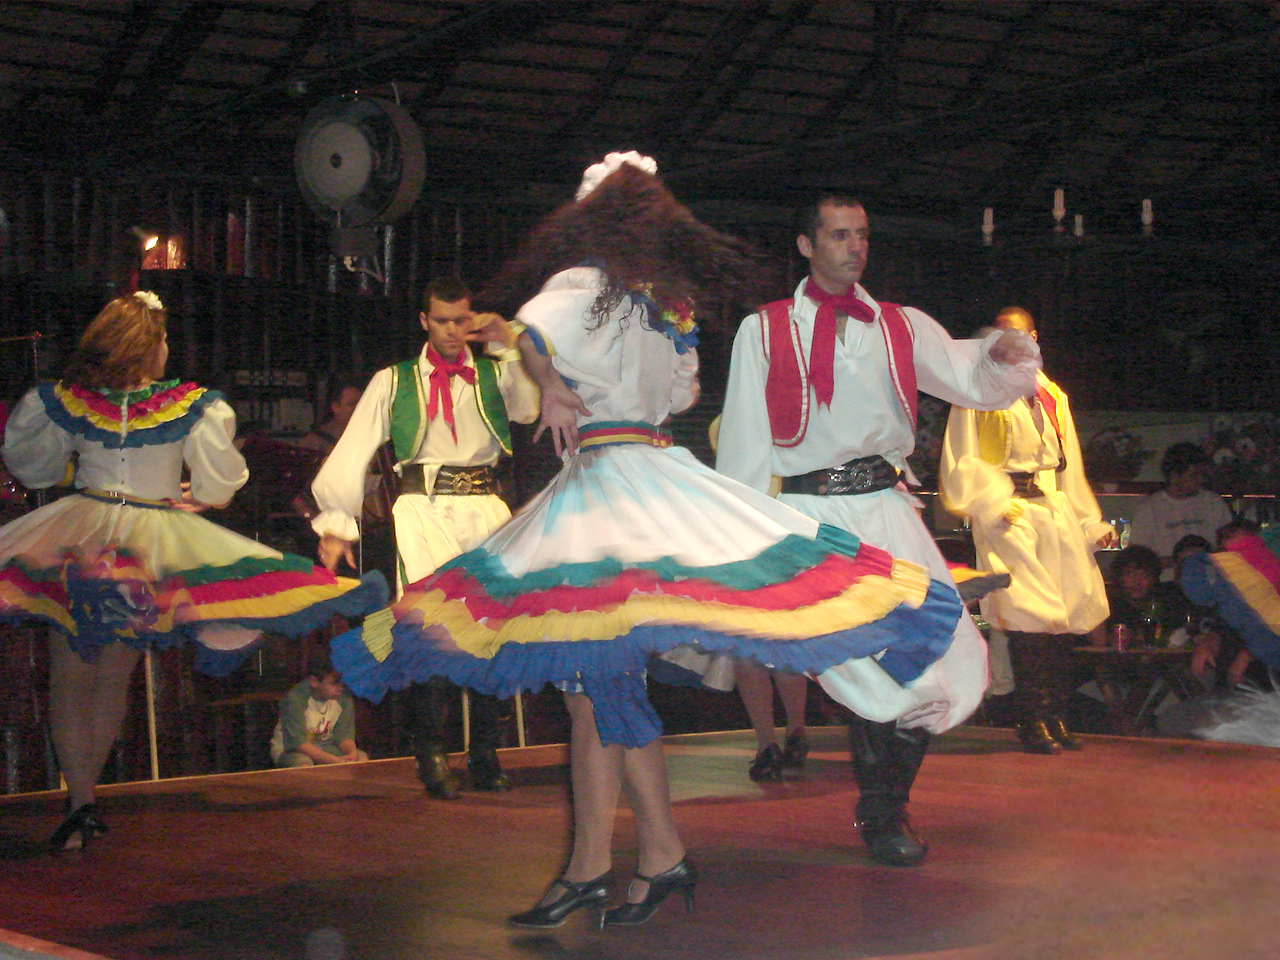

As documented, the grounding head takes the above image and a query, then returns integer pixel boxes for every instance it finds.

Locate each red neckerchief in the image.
[802,278,876,407]
[426,346,475,442]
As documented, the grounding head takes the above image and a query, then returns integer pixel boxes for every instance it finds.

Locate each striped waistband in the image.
[578,421,673,451]
[80,488,174,509]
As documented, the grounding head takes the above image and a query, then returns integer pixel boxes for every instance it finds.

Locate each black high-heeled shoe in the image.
[50,803,104,852]
[600,858,697,928]
[508,873,611,929]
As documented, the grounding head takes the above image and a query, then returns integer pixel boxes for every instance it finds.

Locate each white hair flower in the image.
[133,290,164,311]
[575,151,658,201]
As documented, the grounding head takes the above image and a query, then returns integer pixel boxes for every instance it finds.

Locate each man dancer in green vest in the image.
[311,276,540,797]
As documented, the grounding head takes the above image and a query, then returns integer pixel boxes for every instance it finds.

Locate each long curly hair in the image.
[62,293,168,391]
[483,163,769,329]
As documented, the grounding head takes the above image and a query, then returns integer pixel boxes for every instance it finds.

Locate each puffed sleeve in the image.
[516,267,627,389]
[184,397,249,507]
[669,347,700,415]
[938,405,1015,527]
[493,346,541,425]
[715,313,777,495]
[1054,390,1112,544]
[911,310,1039,410]
[311,369,392,541]
[2,387,74,489]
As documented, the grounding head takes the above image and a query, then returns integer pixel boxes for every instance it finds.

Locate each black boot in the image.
[467,693,511,791]
[410,681,460,798]
[1016,719,1062,754]
[1007,632,1066,756]
[848,716,930,867]
[1045,635,1084,750]
[1044,716,1083,751]
[418,747,461,799]
[468,745,510,791]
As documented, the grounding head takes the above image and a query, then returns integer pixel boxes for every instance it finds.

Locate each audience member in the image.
[271,656,369,767]
[1129,442,1232,574]
[299,381,364,455]
[1105,545,1190,647]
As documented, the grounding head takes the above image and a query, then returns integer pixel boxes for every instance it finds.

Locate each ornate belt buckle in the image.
[454,472,473,495]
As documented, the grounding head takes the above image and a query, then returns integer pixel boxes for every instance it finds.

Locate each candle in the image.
[1141,198,1154,236]
[982,207,994,245]
[1074,214,1084,238]
[1053,188,1066,222]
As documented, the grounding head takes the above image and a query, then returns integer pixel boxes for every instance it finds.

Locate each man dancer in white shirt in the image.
[717,194,1039,865]
[940,307,1113,754]
[311,277,539,797]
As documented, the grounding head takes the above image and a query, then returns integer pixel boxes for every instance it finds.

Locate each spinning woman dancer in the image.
[0,292,385,850]
[331,154,964,927]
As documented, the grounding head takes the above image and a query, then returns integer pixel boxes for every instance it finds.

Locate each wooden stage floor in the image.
[1,726,1278,960]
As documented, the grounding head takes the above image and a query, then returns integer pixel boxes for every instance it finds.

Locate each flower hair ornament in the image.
[133,290,164,311]
[575,151,658,201]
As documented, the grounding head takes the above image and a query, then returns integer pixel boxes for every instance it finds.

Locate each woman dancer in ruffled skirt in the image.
[332,154,964,927]
[0,292,385,850]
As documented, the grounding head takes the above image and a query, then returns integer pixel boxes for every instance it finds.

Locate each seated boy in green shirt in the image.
[270,656,369,767]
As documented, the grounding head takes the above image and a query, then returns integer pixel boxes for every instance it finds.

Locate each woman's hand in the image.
[534,380,590,458]
[170,482,213,513]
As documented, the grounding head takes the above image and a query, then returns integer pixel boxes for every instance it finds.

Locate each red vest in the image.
[760,297,918,448]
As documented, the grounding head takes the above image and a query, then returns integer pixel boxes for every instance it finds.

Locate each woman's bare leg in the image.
[774,670,808,738]
[558,692,623,886]
[734,657,778,750]
[48,636,140,816]
[620,737,685,902]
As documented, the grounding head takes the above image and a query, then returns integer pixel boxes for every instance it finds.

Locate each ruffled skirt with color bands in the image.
[1181,528,1280,670]
[0,494,387,673]
[332,443,962,746]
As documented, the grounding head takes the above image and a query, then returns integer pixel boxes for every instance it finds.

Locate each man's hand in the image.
[1097,528,1118,549]
[1001,500,1025,525]
[988,328,1041,366]
[318,534,357,573]
[468,312,519,350]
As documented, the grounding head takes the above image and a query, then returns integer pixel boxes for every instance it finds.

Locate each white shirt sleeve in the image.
[493,347,541,425]
[1054,389,1112,543]
[670,347,700,416]
[310,369,392,541]
[184,398,250,507]
[715,314,776,494]
[911,312,1039,410]
[2,388,73,489]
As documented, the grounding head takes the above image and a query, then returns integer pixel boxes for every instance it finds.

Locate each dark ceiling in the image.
[1,0,1277,247]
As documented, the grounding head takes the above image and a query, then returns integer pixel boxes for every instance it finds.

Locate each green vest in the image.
[387,350,513,465]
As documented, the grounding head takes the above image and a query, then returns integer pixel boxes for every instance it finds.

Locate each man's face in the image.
[994,309,1038,342]
[1120,566,1157,602]
[797,202,869,293]
[420,296,474,362]
[1168,463,1209,497]
[330,386,361,429]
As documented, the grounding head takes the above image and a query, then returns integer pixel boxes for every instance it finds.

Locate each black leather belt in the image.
[1008,472,1046,499]
[399,464,499,496]
[779,455,901,497]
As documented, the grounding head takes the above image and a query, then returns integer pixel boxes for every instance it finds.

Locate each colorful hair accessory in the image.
[631,290,699,354]
[575,151,657,201]
[133,290,164,311]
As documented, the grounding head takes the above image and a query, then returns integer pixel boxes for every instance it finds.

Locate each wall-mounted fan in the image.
[295,94,425,269]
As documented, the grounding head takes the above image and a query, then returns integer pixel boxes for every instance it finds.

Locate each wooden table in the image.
[1073,646,1196,736]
